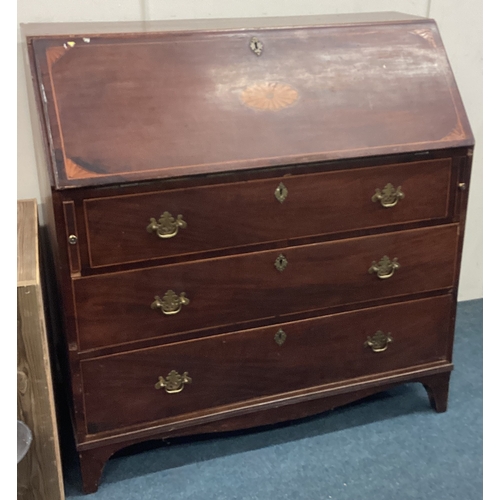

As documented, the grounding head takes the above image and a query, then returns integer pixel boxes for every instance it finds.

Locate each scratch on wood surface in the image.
[410,28,438,48]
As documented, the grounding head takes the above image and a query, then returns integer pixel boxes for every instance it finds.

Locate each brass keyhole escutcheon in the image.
[275,182,288,203]
[274,253,288,272]
[274,328,287,346]
[364,330,393,352]
[155,370,192,394]
[372,183,404,207]
[250,37,263,56]
[368,256,400,279]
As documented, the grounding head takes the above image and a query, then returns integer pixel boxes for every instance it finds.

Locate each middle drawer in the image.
[73,224,458,351]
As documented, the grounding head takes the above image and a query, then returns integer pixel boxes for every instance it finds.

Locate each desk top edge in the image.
[21,12,427,38]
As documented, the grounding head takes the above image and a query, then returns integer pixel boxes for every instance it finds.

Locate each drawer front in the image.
[81,295,452,434]
[83,158,452,267]
[74,224,458,350]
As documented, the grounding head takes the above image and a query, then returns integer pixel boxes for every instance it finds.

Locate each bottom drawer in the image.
[82,295,452,434]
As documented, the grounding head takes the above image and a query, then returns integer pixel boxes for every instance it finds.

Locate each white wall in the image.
[17,0,483,301]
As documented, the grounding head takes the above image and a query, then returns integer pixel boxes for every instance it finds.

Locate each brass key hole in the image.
[274,254,288,272]
[250,37,263,56]
[274,328,287,346]
[275,182,288,203]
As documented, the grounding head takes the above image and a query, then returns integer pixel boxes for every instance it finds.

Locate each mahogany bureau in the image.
[22,12,474,493]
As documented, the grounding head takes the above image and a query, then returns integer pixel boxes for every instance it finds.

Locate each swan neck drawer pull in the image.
[151,290,190,315]
[368,255,400,279]
[372,183,404,207]
[147,211,187,238]
[364,331,393,353]
[155,371,192,394]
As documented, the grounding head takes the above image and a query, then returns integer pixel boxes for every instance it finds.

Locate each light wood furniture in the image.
[17,199,65,500]
[22,13,474,493]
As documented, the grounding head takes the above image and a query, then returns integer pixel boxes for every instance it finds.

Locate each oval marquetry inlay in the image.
[241,82,298,111]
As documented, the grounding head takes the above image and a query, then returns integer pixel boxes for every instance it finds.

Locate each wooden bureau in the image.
[22,12,474,493]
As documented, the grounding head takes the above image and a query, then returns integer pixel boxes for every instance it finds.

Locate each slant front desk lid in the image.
[26,13,473,189]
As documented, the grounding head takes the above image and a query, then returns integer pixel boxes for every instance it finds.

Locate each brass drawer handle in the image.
[368,255,400,279]
[147,211,187,239]
[364,330,393,353]
[155,370,192,394]
[372,183,404,207]
[151,290,190,315]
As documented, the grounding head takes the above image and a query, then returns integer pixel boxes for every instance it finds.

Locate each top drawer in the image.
[83,158,452,268]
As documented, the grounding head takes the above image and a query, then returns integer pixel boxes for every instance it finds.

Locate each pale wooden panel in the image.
[17,199,38,286]
[17,199,65,500]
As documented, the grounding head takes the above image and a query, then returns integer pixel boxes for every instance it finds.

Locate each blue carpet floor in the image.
[64,299,482,499]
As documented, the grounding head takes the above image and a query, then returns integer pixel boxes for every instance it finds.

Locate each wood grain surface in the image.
[29,17,472,189]
[73,224,458,351]
[21,14,474,494]
[17,200,65,500]
[81,295,452,433]
[83,158,452,268]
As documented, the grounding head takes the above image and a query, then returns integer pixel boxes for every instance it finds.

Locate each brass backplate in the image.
[368,255,400,279]
[372,183,404,208]
[151,290,190,315]
[155,370,192,394]
[364,330,393,353]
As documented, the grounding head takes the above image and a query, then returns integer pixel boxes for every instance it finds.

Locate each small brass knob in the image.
[68,234,78,245]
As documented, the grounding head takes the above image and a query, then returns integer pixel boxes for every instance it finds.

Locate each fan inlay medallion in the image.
[241,82,298,111]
